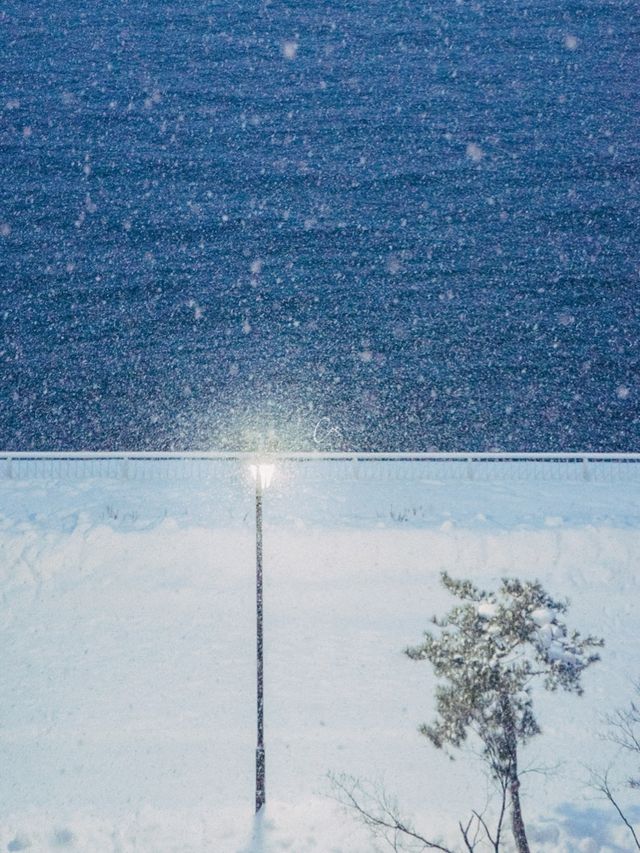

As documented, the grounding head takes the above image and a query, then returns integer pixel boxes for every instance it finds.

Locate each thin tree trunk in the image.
[509,769,530,853]
[500,694,531,853]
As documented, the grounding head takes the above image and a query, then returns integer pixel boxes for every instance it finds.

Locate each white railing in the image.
[0,452,639,484]
[1,451,639,461]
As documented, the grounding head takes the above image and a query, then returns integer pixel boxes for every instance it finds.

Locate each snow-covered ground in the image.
[1,458,639,852]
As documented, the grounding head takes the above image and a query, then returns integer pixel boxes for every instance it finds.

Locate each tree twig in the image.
[592,770,640,850]
[330,773,456,852]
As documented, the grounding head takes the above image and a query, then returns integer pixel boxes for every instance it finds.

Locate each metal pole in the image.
[255,476,265,812]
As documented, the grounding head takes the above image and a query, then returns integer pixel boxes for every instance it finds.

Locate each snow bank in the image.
[0,461,639,851]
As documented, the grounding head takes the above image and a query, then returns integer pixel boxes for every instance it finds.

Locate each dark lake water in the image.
[1,0,639,451]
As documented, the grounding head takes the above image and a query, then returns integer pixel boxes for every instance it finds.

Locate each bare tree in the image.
[606,682,640,790]
[330,773,507,852]
[591,682,640,849]
[590,769,640,850]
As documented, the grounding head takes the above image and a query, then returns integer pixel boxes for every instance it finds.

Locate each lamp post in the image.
[249,462,274,813]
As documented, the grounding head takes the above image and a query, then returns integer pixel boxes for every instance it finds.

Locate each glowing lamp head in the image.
[250,463,275,490]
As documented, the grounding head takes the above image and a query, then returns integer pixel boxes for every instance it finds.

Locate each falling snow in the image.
[0,459,639,851]
[0,2,637,450]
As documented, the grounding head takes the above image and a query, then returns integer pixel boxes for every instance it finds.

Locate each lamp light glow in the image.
[250,463,275,490]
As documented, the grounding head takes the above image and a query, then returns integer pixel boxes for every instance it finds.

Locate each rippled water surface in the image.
[1,0,639,449]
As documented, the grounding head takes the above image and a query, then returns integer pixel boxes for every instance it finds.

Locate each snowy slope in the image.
[0,458,639,852]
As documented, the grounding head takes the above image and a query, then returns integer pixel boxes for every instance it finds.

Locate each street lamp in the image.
[249,462,275,813]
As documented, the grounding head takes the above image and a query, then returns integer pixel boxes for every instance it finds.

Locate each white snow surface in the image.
[1,458,639,852]
[477,601,498,619]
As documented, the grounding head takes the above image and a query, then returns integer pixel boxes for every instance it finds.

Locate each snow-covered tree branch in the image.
[406,572,603,853]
